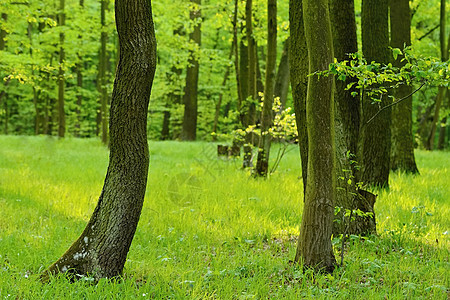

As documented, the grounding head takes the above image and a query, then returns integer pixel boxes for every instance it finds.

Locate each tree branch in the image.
[418,24,440,41]
[365,81,426,125]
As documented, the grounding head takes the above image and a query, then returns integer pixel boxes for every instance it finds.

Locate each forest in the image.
[0,0,449,298]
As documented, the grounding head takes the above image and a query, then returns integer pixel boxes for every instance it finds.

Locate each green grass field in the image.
[0,135,448,299]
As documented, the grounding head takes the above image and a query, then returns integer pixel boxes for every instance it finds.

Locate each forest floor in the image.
[0,135,448,299]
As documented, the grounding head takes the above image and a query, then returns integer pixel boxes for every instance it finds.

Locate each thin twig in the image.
[365,81,426,125]
[340,198,355,267]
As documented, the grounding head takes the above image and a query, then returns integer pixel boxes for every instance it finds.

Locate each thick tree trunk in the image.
[330,0,375,235]
[57,0,66,138]
[255,0,277,177]
[181,0,201,141]
[294,0,337,271]
[274,38,290,111]
[358,0,391,188]
[41,0,157,281]
[390,0,419,173]
[289,0,308,194]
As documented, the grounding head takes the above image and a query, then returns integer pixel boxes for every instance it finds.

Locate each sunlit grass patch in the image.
[0,136,448,299]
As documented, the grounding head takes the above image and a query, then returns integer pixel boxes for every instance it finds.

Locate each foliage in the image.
[0,136,448,298]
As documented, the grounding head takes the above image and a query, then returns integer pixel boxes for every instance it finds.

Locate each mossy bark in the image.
[294,0,337,271]
[289,0,308,193]
[330,0,375,236]
[41,0,157,281]
[358,0,391,188]
[390,0,419,174]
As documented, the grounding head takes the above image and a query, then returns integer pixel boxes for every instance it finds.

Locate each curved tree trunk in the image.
[294,0,337,271]
[41,0,157,281]
[255,0,277,177]
[390,0,419,174]
[358,0,391,188]
[289,0,308,194]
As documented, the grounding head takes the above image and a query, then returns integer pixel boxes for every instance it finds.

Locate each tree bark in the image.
[294,0,337,272]
[289,0,308,194]
[242,0,258,168]
[74,0,84,137]
[390,0,419,173]
[358,0,391,188]
[181,0,201,141]
[255,0,277,177]
[330,0,375,235]
[274,38,290,111]
[98,0,109,144]
[41,0,157,281]
[57,0,66,138]
[427,0,447,150]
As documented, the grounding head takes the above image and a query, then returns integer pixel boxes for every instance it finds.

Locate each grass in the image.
[0,135,448,299]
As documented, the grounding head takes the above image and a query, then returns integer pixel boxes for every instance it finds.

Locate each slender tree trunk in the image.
[98,0,109,144]
[274,38,290,111]
[74,0,85,137]
[294,0,336,272]
[289,0,308,194]
[57,0,66,138]
[358,0,391,188]
[437,88,449,149]
[427,0,447,150]
[181,0,201,141]
[390,0,419,173]
[0,13,8,133]
[238,40,249,115]
[41,0,157,281]
[212,32,236,139]
[242,0,258,168]
[255,0,277,177]
[232,0,242,113]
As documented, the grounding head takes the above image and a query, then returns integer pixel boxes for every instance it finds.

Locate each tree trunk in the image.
[255,0,277,177]
[232,0,242,114]
[289,0,308,194]
[238,40,249,114]
[212,30,236,139]
[41,0,157,281]
[330,0,375,235]
[437,88,449,149]
[274,38,290,111]
[57,0,66,138]
[294,0,336,272]
[181,0,201,141]
[427,0,447,150]
[98,0,109,144]
[0,13,8,134]
[390,0,419,173]
[358,0,391,188]
[242,0,258,168]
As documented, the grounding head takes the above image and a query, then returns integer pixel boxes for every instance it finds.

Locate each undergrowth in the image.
[0,136,448,299]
